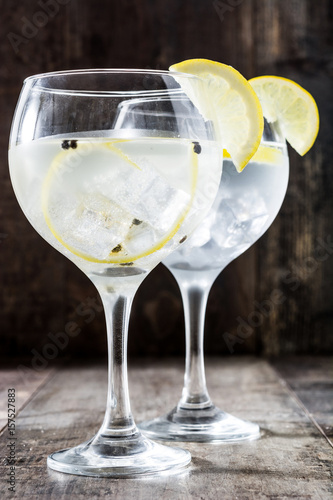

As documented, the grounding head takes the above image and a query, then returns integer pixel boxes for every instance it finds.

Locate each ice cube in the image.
[66,193,134,260]
[97,159,190,235]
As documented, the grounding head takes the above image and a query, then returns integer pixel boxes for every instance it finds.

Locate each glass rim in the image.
[23,68,202,97]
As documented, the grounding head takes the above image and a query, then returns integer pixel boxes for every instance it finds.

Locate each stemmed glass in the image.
[139,119,289,442]
[8,69,223,475]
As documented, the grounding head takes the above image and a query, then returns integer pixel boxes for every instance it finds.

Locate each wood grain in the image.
[0,358,332,499]
[0,0,332,357]
[273,356,333,441]
[0,365,54,430]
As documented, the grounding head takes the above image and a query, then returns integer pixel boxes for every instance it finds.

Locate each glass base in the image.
[139,404,260,443]
[47,430,191,477]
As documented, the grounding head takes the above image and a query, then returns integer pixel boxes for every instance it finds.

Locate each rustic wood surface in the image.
[0,357,332,499]
[0,0,332,357]
[0,365,54,430]
[273,357,333,442]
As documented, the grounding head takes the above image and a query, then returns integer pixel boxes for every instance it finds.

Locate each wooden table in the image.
[0,357,332,499]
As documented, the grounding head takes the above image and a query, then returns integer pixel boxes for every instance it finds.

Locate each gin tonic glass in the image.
[139,119,289,442]
[8,69,222,475]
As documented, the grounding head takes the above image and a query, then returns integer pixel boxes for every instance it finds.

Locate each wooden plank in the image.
[0,364,54,431]
[273,357,333,441]
[0,358,331,499]
[0,0,332,357]
[252,0,333,355]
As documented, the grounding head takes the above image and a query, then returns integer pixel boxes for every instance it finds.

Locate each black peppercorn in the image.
[193,142,201,154]
[62,139,78,150]
[111,244,122,253]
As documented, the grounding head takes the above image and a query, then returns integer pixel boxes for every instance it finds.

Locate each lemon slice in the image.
[42,138,198,264]
[249,76,319,155]
[223,145,284,166]
[169,58,264,171]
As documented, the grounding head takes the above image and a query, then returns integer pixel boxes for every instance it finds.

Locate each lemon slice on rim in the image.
[249,76,319,155]
[169,58,264,171]
[42,139,198,264]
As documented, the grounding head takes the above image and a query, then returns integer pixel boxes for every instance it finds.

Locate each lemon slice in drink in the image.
[223,144,284,166]
[249,76,319,155]
[42,139,198,264]
[169,58,264,171]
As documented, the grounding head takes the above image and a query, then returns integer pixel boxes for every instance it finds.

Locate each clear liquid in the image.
[9,135,221,272]
[164,142,289,272]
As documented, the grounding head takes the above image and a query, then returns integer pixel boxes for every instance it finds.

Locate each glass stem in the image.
[176,272,219,410]
[95,282,139,438]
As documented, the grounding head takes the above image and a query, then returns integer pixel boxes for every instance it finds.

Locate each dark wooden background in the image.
[1,0,332,363]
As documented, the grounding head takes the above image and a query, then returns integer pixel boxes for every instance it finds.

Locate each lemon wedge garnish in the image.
[169,58,264,171]
[42,139,198,264]
[249,76,319,155]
